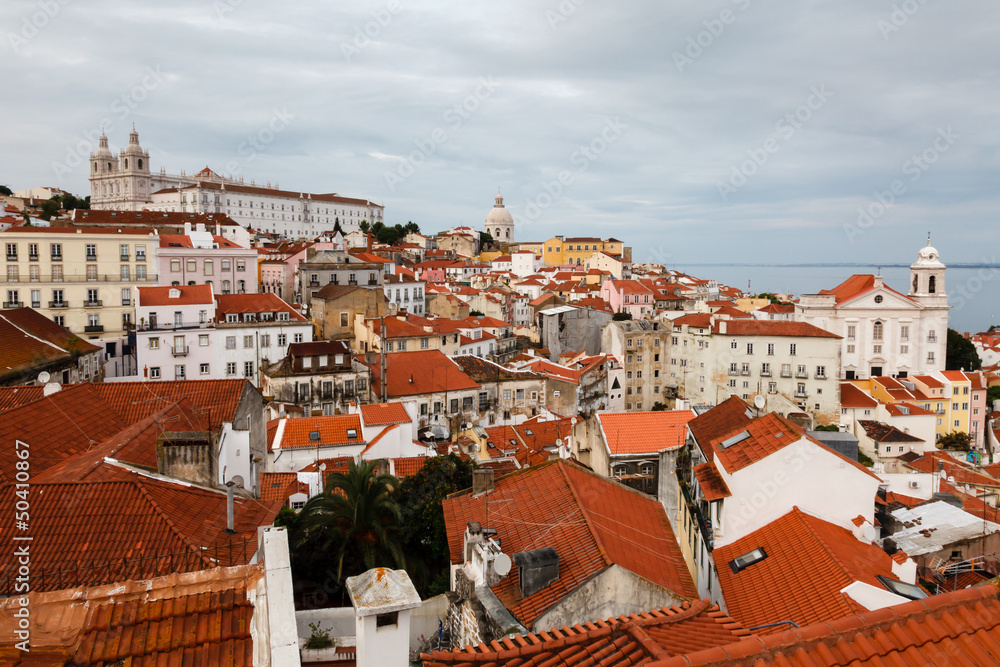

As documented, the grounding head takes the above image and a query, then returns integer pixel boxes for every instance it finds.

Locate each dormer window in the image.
[168,288,180,299]
[226,313,238,323]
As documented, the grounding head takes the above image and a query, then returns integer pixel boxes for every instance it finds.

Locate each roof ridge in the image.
[789,507,866,586]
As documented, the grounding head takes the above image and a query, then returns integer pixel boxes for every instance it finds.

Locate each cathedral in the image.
[88,127,384,237]
[484,191,514,243]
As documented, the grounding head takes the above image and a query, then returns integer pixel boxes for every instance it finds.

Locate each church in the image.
[796,240,949,379]
[484,191,514,243]
[89,127,384,238]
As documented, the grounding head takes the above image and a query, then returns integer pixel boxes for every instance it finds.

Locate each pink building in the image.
[158,222,259,295]
[600,279,655,318]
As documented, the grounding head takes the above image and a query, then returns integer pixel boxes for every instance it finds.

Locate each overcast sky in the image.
[2,0,998,268]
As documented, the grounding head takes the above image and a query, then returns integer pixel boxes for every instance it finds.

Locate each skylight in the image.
[524,429,534,436]
[729,547,767,573]
[876,575,928,600]
[720,431,751,450]
[346,428,358,439]
[308,431,320,441]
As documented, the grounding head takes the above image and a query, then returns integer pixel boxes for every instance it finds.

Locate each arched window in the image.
[107,162,112,171]
[928,275,936,293]
[506,229,510,239]
[912,274,919,293]
[124,158,128,169]
[92,163,96,173]
[873,321,883,341]
[138,158,143,169]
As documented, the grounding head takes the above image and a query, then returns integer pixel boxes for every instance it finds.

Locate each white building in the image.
[796,241,949,380]
[133,285,311,386]
[90,128,384,237]
[383,273,425,316]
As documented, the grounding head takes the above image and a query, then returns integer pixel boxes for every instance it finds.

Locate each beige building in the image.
[310,284,387,340]
[427,293,470,320]
[1,226,159,340]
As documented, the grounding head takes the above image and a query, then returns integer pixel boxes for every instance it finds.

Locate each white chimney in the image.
[346,568,421,667]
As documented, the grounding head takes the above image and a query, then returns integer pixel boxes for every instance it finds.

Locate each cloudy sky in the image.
[2,0,998,269]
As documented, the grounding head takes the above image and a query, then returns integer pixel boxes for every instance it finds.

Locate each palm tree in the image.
[298,460,405,581]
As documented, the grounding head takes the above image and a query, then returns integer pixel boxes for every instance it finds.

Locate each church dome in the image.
[485,193,514,227]
[484,192,514,241]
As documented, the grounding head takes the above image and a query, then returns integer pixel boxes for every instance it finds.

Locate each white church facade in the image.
[89,128,384,238]
[484,191,514,243]
[796,241,949,380]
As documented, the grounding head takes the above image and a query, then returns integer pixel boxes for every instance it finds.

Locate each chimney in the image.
[255,527,302,666]
[225,481,237,533]
[472,468,494,495]
[347,568,422,667]
[513,548,560,597]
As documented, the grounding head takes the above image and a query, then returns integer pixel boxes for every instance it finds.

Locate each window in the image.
[221,280,231,294]
[136,265,146,280]
[874,295,883,304]
[244,361,254,378]
[5,289,19,306]
[5,243,16,261]
[149,337,160,349]
[294,333,303,343]
[761,363,771,376]
[30,289,39,307]
[226,336,236,349]
[150,366,160,379]
[746,343,754,354]
[28,243,37,260]
[237,260,246,272]
[85,244,97,260]
[170,259,181,272]
[199,334,209,347]
[847,325,856,340]
[261,334,270,347]
[278,334,287,346]
[175,365,185,380]
[204,260,213,275]
[120,288,131,306]
[816,366,826,379]
[136,244,146,261]
[900,325,909,341]
[789,343,797,355]
[86,265,97,280]
[873,321,883,341]
[50,243,62,260]
[767,343,774,355]
[226,362,237,376]
[729,547,768,573]
[120,264,130,280]
[53,315,64,327]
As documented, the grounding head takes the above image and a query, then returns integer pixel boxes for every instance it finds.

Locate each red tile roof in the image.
[443,460,697,629]
[421,598,751,666]
[137,283,214,306]
[598,410,696,455]
[687,396,753,461]
[841,382,880,408]
[259,472,310,503]
[0,563,262,665]
[711,413,880,480]
[658,584,1000,667]
[0,307,101,383]
[694,462,732,501]
[91,379,250,424]
[366,350,481,398]
[714,319,841,338]
[216,292,307,320]
[271,414,364,450]
[713,507,902,634]
[673,313,713,328]
[818,274,914,306]
[906,452,1000,488]
[0,471,280,591]
[859,420,925,443]
[392,456,430,478]
[360,401,411,426]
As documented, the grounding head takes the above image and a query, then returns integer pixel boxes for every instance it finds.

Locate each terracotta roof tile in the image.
[693,462,731,501]
[365,350,481,399]
[859,420,925,443]
[0,563,263,665]
[216,292,307,320]
[271,414,364,450]
[422,598,751,666]
[360,401,411,426]
[658,584,1000,666]
[687,396,753,461]
[443,460,697,629]
[598,410,696,455]
[138,283,214,306]
[392,457,430,478]
[817,274,914,306]
[0,308,102,383]
[841,382,880,408]
[713,507,902,634]
[713,319,841,338]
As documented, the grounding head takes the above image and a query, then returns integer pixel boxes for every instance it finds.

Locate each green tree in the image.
[39,199,61,220]
[938,431,971,451]
[0,185,12,196]
[946,329,982,371]
[612,310,633,321]
[987,386,1000,406]
[392,454,475,597]
[651,402,668,411]
[755,292,786,305]
[298,459,404,582]
[404,221,420,234]
[469,309,485,317]
[479,231,494,246]
[359,220,370,234]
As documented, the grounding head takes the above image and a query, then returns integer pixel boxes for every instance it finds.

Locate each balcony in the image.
[86,254,97,262]
[760,369,772,377]
[348,280,358,286]
[30,301,40,308]
[795,390,808,399]
[1,274,158,284]
[740,369,751,376]
[84,325,104,333]
[171,345,190,357]
[120,254,129,261]
[780,369,792,378]
[795,370,808,378]
[48,301,68,309]
[307,280,320,288]
[5,254,16,262]
[84,300,103,308]
[728,368,739,376]
[28,254,38,262]
[928,336,938,343]
[815,373,827,380]
[2,301,21,308]
[135,253,146,262]
[51,254,62,261]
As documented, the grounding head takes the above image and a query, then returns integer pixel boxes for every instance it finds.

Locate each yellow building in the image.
[940,371,972,438]
[525,236,627,267]
[910,375,953,441]
[1,226,159,340]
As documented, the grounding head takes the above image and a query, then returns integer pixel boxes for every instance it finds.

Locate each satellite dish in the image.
[37,371,51,384]
[493,553,512,577]
[386,302,399,316]
[753,395,766,410]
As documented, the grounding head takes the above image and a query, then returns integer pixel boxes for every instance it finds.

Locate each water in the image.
[668,265,999,334]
